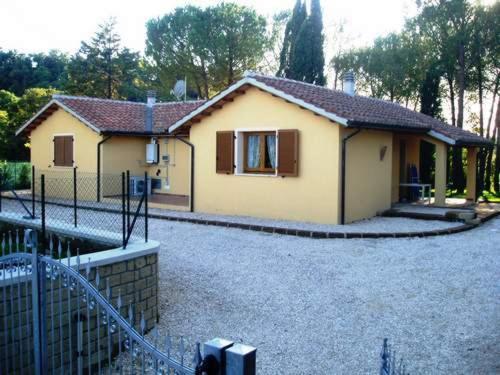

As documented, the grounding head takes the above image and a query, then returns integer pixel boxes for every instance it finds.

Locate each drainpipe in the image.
[341,129,362,224]
[97,135,112,202]
[175,136,195,212]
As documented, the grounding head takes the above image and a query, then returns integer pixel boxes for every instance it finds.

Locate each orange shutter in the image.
[277,129,299,177]
[216,131,234,174]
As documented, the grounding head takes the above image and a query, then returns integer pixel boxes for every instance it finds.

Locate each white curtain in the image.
[247,135,260,168]
[266,135,276,169]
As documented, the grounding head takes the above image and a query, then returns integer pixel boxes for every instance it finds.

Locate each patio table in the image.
[399,183,432,203]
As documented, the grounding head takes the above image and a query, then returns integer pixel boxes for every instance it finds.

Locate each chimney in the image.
[146,90,156,107]
[342,71,355,96]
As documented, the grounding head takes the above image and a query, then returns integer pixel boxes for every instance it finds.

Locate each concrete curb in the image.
[148,210,499,240]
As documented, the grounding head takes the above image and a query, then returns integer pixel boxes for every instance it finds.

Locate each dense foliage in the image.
[145,3,269,99]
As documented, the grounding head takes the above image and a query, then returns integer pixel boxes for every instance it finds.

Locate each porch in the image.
[391,133,478,206]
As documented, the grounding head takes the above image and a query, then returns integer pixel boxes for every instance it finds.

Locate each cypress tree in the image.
[277,0,307,77]
[290,0,326,85]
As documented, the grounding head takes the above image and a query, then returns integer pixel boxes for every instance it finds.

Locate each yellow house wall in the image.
[189,87,342,224]
[30,108,101,173]
[146,138,190,196]
[344,129,393,223]
[29,108,102,200]
[101,136,191,198]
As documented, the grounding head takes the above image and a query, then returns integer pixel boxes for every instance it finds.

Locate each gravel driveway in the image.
[151,217,499,374]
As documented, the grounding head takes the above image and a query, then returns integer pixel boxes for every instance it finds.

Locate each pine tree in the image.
[277,0,306,78]
[289,0,326,85]
[308,0,326,85]
[66,18,143,99]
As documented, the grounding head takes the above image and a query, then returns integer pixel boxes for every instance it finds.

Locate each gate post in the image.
[27,229,44,375]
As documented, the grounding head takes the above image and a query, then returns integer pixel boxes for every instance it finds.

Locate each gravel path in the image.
[149,217,500,374]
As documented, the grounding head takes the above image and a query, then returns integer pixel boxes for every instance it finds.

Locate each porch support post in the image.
[434,142,447,206]
[466,147,478,201]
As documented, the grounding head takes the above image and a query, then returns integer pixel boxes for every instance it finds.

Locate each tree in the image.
[277,0,306,78]
[146,4,269,99]
[0,50,68,95]
[0,88,55,160]
[289,0,326,85]
[207,3,268,90]
[420,62,443,119]
[66,18,144,100]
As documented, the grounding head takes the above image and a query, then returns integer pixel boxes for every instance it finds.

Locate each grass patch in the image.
[447,189,500,203]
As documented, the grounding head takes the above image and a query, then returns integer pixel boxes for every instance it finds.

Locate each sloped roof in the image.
[169,72,491,147]
[16,95,205,136]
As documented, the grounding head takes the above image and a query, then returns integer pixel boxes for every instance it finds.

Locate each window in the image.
[243,132,277,174]
[216,129,299,177]
[53,135,74,167]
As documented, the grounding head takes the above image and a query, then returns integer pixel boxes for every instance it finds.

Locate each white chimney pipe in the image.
[343,71,355,96]
[146,90,156,107]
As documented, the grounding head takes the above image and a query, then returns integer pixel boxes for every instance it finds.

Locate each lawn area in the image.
[447,189,500,203]
[148,216,500,374]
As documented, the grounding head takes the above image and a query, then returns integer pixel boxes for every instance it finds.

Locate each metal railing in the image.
[0,227,257,375]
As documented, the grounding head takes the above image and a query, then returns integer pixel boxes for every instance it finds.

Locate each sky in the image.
[1,0,420,56]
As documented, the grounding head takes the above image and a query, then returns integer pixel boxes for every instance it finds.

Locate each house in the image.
[16,93,204,209]
[17,72,491,224]
[166,72,491,224]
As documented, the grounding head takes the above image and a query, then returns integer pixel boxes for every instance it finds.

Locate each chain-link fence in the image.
[0,166,148,248]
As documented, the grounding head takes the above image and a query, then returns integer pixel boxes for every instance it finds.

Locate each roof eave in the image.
[15,98,102,136]
[168,77,350,133]
[347,120,428,133]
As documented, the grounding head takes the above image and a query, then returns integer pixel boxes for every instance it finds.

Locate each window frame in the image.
[242,131,277,174]
[53,133,75,168]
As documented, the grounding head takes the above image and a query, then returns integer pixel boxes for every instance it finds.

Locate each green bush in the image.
[0,161,31,190]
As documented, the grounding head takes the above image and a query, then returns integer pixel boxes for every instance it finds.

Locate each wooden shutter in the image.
[277,129,299,177]
[216,131,234,174]
[53,136,65,166]
[53,136,73,167]
[63,136,74,166]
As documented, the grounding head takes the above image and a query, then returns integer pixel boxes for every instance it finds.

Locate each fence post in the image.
[73,167,77,227]
[122,172,126,249]
[32,165,35,218]
[41,174,46,252]
[126,170,130,238]
[144,171,148,242]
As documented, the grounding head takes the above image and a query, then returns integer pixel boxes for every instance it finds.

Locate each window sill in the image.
[235,172,278,178]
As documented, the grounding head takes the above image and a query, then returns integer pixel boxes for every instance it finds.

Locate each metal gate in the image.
[0,230,252,375]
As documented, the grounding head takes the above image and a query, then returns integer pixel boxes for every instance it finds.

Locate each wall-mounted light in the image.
[380,145,388,161]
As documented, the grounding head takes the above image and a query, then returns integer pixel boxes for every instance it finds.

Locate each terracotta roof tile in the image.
[21,95,206,135]
[249,74,491,146]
